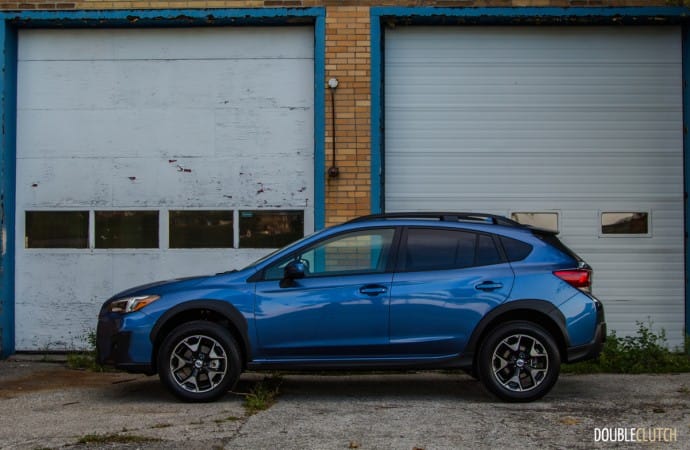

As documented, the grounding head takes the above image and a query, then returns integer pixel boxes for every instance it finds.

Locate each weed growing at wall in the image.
[66,329,106,372]
[563,321,690,374]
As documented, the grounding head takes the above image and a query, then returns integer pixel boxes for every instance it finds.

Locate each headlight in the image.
[108,295,160,314]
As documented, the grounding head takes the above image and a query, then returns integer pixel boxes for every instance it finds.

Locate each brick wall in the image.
[325,6,371,226]
[1,0,676,226]
[0,1,673,9]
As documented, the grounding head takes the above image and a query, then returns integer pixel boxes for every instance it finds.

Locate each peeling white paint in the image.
[15,250,271,350]
[15,27,315,350]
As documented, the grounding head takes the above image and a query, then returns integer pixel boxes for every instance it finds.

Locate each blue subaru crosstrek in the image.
[97,212,605,403]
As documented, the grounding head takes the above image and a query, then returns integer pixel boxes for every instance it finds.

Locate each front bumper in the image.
[566,298,606,363]
[96,313,155,374]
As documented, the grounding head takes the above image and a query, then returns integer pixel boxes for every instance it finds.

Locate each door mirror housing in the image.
[284,260,306,280]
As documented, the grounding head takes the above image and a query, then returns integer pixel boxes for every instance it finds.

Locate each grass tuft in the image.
[243,375,283,416]
[214,416,242,424]
[75,433,160,445]
[66,329,107,372]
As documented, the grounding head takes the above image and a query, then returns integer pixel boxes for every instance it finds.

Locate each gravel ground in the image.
[0,358,688,450]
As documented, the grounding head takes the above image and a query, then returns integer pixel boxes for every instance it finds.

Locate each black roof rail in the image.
[346,212,522,227]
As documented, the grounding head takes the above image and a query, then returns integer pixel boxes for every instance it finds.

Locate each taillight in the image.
[554,268,592,293]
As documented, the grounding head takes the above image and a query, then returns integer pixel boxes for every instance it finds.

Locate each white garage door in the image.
[385,26,684,347]
[16,27,315,350]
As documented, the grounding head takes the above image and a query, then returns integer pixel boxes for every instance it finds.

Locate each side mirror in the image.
[284,260,306,280]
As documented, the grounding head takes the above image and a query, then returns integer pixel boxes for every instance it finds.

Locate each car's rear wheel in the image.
[158,321,241,402]
[462,368,479,380]
[478,321,560,402]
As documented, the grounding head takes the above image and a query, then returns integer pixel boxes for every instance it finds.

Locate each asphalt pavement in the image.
[0,358,688,449]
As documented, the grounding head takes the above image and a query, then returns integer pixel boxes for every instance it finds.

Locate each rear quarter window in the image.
[499,236,533,262]
[533,232,582,263]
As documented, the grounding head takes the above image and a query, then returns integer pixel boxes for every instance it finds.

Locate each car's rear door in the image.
[388,227,514,357]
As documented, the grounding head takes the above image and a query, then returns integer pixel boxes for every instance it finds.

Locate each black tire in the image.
[477,321,560,402]
[462,368,479,380]
[158,320,242,402]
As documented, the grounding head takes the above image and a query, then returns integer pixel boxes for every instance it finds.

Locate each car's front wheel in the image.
[478,321,560,402]
[158,321,242,402]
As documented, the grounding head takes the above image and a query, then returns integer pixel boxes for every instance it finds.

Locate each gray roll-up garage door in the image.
[385,26,684,347]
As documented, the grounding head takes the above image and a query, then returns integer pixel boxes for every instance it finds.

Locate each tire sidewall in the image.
[478,320,561,402]
[158,321,242,402]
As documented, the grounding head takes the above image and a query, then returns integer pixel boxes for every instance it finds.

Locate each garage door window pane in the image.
[511,212,559,233]
[26,211,88,248]
[170,211,233,248]
[601,212,649,235]
[239,211,304,248]
[95,211,159,248]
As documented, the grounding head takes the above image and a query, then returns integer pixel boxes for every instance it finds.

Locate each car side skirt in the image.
[247,355,474,372]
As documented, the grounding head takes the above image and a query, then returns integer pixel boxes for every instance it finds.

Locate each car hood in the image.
[105,269,250,302]
[105,276,208,302]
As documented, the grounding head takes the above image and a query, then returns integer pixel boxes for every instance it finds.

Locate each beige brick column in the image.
[324,5,371,226]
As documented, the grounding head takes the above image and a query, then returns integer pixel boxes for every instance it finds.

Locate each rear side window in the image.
[403,228,503,272]
[477,234,503,266]
[499,236,533,262]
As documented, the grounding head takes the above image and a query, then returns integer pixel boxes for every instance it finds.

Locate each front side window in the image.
[402,228,503,272]
[264,228,396,280]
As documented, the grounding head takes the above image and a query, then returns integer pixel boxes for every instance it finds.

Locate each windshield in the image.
[239,230,321,271]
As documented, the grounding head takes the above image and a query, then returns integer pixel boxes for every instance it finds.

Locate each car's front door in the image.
[253,227,397,360]
[389,227,514,357]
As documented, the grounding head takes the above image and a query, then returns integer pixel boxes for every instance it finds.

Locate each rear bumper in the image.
[566,320,606,363]
[566,299,606,363]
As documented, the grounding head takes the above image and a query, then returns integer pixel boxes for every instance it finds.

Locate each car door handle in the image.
[475,281,503,291]
[359,285,388,296]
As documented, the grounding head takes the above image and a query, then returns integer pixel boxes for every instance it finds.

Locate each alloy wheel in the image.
[169,334,228,394]
[491,333,549,392]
